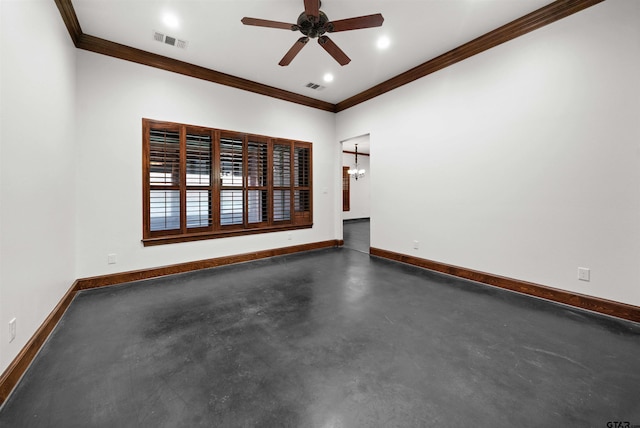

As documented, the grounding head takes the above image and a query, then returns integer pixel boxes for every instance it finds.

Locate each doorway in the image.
[341,134,371,253]
[343,218,370,253]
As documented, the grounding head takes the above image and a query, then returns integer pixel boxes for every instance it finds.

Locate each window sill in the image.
[142,223,313,246]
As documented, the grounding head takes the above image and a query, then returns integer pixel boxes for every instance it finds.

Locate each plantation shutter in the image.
[185,131,212,230]
[247,139,268,225]
[220,136,244,226]
[143,119,313,245]
[294,144,312,223]
[273,142,292,222]
[149,128,181,232]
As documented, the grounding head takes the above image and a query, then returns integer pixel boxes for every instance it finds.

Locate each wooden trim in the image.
[53,0,334,112]
[54,0,602,113]
[77,240,341,290]
[75,34,336,112]
[53,0,82,47]
[142,224,314,246]
[0,281,80,404]
[342,150,370,157]
[334,0,605,112]
[342,166,350,212]
[370,247,640,323]
[142,119,314,244]
[0,239,340,405]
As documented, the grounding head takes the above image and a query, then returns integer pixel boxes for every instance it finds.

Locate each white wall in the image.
[336,0,640,306]
[342,151,370,220]
[75,51,339,278]
[0,0,77,372]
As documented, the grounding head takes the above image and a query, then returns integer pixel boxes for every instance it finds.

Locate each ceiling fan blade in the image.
[304,0,320,19]
[279,37,309,66]
[241,17,296,30]
[327,13,384,32]
[318,36,351,66]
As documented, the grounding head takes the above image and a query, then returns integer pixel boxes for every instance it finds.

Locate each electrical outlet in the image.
[287,232,292,241]
[107,253,117,264]
[578,267,590,282]
[9,318,16,343]
[413,240,419,250]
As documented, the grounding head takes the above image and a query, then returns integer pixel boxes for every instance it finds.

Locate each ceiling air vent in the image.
[153,31,188,49]
[305,82,326,91]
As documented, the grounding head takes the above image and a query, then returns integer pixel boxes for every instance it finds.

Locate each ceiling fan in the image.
[241,0,384,66]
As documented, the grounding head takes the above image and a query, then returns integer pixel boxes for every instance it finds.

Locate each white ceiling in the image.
[73,0,551,105]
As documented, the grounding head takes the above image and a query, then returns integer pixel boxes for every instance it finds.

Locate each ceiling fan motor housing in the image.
[296,11,330,38]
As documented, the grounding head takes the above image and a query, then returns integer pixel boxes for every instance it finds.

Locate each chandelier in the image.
[347,144,366,180]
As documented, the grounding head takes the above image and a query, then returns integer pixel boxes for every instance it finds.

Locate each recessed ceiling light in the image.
[377,36,390,50]
[162,12,180,29]
[323,73,334,83]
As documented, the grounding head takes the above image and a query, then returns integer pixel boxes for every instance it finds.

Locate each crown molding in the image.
[335,0,605,111]
[53,0,604,111]
[54,0,82,46]
[76,33,336,112]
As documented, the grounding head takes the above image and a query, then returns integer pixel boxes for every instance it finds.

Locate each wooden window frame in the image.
[342,166,350,211]
[142,119,313,246]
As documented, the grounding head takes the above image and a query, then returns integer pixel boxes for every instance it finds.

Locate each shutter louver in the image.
[220,137,244,226]
[273,190,291,221]
[220,190,243,225]
[294,146,310,187]
[248,141,267,187]
[294,190,310,212]
[273,144,291,187]
[273,143,291,222]
[186,133,211,186]
[186,132,212,229]
[220,137,243,186]
[248,140,268,224]
[248,190,268,224]
[149,129,180,185]
[149,129,180,231]
[294,145,311,222]
[150,190,180,231]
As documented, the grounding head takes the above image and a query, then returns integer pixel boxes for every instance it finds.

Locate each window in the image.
[342,166,350,211]
[143,119,312,245]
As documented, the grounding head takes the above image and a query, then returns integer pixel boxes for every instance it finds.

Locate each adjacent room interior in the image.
[342,134,371,253]
[1,0,639,425]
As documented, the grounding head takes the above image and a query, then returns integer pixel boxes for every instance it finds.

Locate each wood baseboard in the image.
[76,240,340,290]
[0,282,78,404]
[0,239,341,405]
[370,247,640,323]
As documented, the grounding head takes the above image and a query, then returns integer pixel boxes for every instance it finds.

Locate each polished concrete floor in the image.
[343,219,370,253]
[1,247,639,427]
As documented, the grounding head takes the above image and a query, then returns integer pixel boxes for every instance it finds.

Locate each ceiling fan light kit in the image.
[241,0,384,66]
